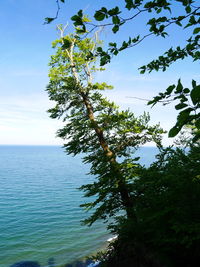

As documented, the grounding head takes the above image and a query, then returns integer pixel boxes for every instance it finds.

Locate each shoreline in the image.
[57,235,117,267]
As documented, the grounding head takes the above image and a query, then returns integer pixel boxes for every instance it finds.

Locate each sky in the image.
[0,0,199,146]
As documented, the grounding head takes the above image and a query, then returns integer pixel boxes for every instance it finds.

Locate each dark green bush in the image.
[101,145,200,267]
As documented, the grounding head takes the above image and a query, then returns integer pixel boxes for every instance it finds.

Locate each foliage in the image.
[98,143,200,266]
[45,2,200,265]
[46,0,200,140]
[148,79,200,141]
[47,0,200,140]
[47,1,199,63]
[68,0,200,65]
[47,28,163,226]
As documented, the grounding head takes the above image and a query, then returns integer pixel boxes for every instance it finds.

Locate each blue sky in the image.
[0,0,199,146]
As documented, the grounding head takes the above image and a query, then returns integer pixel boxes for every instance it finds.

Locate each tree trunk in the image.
[66,40,136,220]
[81,92,136,220]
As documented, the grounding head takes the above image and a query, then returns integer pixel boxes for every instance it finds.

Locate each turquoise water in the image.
[0,146,158,267]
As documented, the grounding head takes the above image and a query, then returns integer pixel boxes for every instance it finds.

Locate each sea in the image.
[0,146,158,267]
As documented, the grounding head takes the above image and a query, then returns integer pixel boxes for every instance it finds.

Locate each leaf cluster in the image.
[65,1,199,65]
[47,31,164,226]
[99,144,200,266]
[47,1,200,137]
[47,75,164,224]
[148,79,200,141]
[140,35,200,73]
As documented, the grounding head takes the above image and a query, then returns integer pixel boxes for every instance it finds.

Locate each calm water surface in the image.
[0,146,157,267]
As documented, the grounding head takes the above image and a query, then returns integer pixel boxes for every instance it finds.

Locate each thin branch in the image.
[129,32,153,48]
[83,6,200,51]
[126,96,174,104]
[120,6,200,49]
[55,0,61,20]
[57,23,68,38]
[120,8,147,23]
[83,8,147,38]
[44,0,61,24]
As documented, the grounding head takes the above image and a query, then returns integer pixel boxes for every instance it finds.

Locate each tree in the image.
[46,26,163,225]
[148,79,200,141]
[45,3,200,265]
[47,0,200,140]
[102,143,200,266]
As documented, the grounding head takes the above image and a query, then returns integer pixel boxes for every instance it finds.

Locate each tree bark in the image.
[66,39,136,220]
[81,92,136,220]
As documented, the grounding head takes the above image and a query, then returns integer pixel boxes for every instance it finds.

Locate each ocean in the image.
[0,146,158,267]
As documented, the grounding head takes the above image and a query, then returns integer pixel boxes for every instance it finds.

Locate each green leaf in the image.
[94,7,108,21]
[177,108,193,126]
[62,39,71,49]
[125,0,134,10]
[76,27,86,34]
[175,103,188,110]
[192,80,196,88]
[94,11,106,21]
[147,96,160,106]
[112,16,120,25]
[168,126,180,137]
[112,25,119,33]
[190,85,200,105]
[193,27,200,34]
[185,6,191,13]
[71,15,77,21]
[101,7,108,13]
[180,95,188,103]
[176,21,182,27]
[166,84,175,95]
[195,119,200,129]
[108,7,120,16]
[183,88,190,94]
[109,42,117,47]
[44,17,54,24]
[176,79,183,93]
[189,15,196,24]
[77,9,83,18]
[193,132,200,142]
[156,8,162,14]
[97,47,103,52]
[133,157,140,161]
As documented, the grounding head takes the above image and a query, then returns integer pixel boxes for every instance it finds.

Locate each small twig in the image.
[122,6,200,49]
[83,8,146,36]
[57,23,68,38]
[83,6,200,51]
[55,0,61,20]
[126,96,174,104]
[120,9,146,23]
[44,0,61,24]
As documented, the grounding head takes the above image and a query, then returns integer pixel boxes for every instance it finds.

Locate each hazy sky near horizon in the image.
[0,0,199,146]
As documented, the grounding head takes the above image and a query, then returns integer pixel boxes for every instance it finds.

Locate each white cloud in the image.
[4,69,47,77]
[0,69,180,146]
[0,93,63,145]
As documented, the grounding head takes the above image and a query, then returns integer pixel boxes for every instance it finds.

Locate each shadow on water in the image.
[48,258,55,267]
[10,262,41,267]
[64,259,96,267]
[64,259,100,267]
[10,258,100,267]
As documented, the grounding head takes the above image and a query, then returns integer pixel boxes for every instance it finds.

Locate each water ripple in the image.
[0,146,110,267]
